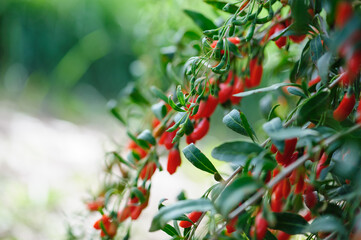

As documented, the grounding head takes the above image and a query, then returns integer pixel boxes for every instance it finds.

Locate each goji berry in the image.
[167,149,181,175]
[179,211,203,228]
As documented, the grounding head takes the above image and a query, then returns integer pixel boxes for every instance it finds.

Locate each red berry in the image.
[289,34,306,43]
[255,211,268,240]
[179,211,203,228]
[356,99,361,124]
[249,58,263,88]
[316,153,328,179]
[333,93,356,122]
[304,190,318,209]
[219,83,233,103]
[308,76,321,87]
[335,1,353,28]
[167,149,181,175]
[230,76,244,104]
[190,118,210,141]
[226,217,238,234]
[139,162,157,180]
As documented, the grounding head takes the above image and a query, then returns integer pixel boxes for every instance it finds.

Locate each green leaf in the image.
[264,230,278,240]
[176,85,186,106]
[289,0,312,33]
[151,86,169,103]
[168,95,186,112]
[107,100,126,125]
[151,102,168,120]
[161,224,178,237]
[112,152,134,168]
[182,144,218,174]
[296,90,330,125]
[127,131,150,150]
[211,141,263,166]
[149,199,214,231]
[215,176,261,215]
[310,35,323,65]
[290,41,311,83]
[266,127,318,141]
[183,9,217,31]
[130,187,146,203]
[268,104,280,121]
[233,83,298,97]
[269,212,309,235]
[240,112,257,142]
[287,87,307,98]
[203,0,239,14]
[222,109,247,135]
[137,129,156,146]
[317,52,332,84]
[306,215,346,236]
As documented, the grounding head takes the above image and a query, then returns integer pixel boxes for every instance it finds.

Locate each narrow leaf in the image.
[183,144,218,174]
[211,141,263,166]
[183,9,217,31]
[269,212,309,234]
[233,83,298,97]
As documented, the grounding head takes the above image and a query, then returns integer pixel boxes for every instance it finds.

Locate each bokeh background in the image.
[0,0,294,239]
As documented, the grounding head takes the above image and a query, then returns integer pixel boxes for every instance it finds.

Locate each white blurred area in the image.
[0,103,215,240]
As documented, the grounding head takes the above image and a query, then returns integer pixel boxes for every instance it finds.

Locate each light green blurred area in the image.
[0,0,301,239]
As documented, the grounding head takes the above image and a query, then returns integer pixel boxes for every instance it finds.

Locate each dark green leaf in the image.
[183,9,217,31]
[151,102,168,120]
[264,230,278,240]
[130,187,146,203]
[215,176,261,215]
[183,144,218,174]
[211,141,263,166]
[149,199,214,231]
[137,129,156,146]
[310,35,323,65]
[269,212,309,234]
[112,152,134,168]
[267,104,280,121]
[317,52,332,84]
[151,86,169,103]
[240,112,257,142]
[168,95,186,112]
[161,224,179,237]
[287,87,307,98]
[296,90,330,125]
[176,85,186,106]
[233,83,297,97]
[107,100,126,125]
[306,215,346,236]
[203,0,239,14]
[266,127,318,141]
[290,41,311,83]
[222,109,247,135]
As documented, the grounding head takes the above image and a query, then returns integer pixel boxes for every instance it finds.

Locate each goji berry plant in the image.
[82,0,361,239]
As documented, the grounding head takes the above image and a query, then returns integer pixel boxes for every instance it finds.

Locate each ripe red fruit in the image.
[333,93,356,122]
[86,197,104,211]
[226,217,238,234]
[271,192,282,212]
[167,149,181,175]
[117,206,131,222]
[304,185,318,209]
[276,138,297,165]
[308,76,321,87]
[219,83,233,103]
[192,95,219,119]
[274,25,287,48]
[348,51,361,76]
[282,179,291,199]
[190,118,210,141]
[249,57,263,88]
[128,187,149,220]
[139,162,157,180]
[255,211,268,240]
[316,153,328,179]
[94,215,118,238]
[128,141,148,159]
[335,1,353,28]
[179,211,203,228]
[278,231,291,240]
[289,34,306,43]
[270,144,278,153]
[295,175,305,194]
[230,76,244,104]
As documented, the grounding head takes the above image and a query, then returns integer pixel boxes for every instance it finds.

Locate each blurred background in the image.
[0,0,294,239]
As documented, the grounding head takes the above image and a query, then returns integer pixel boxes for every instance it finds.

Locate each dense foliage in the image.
[82,0,361,239]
